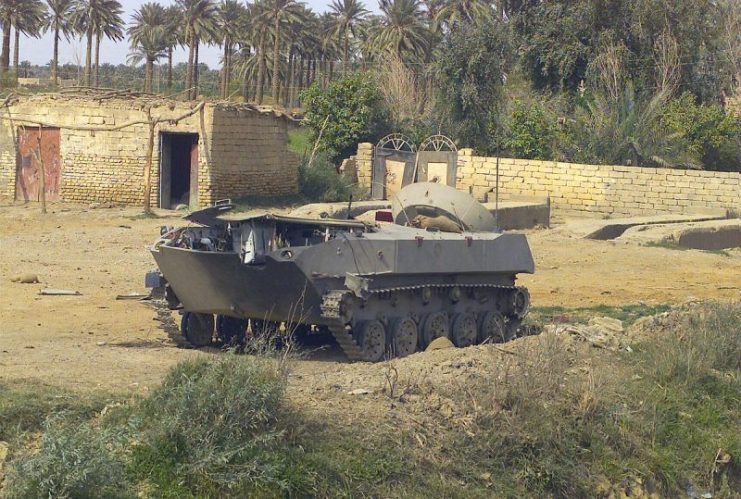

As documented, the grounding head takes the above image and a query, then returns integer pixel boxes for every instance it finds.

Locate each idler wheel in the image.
[451,313,477,348]
[420,312,449,349]
[358,320,387,362]
[390,317,418,358]
[181,312,214,347]
[479,311,509,343]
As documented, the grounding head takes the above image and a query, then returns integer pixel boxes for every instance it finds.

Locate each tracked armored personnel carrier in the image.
[148,183,534,361]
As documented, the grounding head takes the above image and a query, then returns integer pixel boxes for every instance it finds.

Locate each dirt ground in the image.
[1,201,739,397]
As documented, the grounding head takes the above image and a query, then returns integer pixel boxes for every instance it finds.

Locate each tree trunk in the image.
[0,16,10,87]
[167,46,173,88]
[272,16,281,104]
[145,59,153,92]
[344,33,349,69]
[143,114,155,213]
[94,32,101,87]
[256,41,265,104]
[52,28,60,85]
[192,38,200,99]
[13,28,19,82]
[283,49,292,107]
[221,39,229,98]
[84,26,93,86]
[185,29,194,96]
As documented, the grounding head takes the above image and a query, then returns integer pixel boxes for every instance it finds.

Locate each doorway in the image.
[160,132,198,209]
[15,126,61,202]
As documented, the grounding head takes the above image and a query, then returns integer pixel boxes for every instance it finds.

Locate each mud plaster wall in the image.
[456,149,740,216]
[0,96,295,207]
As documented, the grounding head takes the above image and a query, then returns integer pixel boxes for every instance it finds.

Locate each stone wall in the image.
[0,95,295,207]
[354,142,374,190]
[456,149,740,216]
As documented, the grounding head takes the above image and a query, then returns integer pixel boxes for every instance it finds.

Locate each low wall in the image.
[458,150,740,216]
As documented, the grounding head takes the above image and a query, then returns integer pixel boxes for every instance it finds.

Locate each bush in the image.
[298,152,366,203]
[662,93,741,171]
[4,356,309,497]
[4,415,129,499]
[301,72,389,163]
[504,99,558,160]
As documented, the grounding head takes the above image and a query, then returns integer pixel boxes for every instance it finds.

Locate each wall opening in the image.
[160,132,198,209]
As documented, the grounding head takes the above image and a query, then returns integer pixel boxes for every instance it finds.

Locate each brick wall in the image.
[353,142,374,189]
[0,95,296,207]
[456,149,741,216]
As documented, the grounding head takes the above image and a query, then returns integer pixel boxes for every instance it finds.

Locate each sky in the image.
[23,0,357,68]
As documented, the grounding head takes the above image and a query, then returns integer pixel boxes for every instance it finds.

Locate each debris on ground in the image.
[39,288,82,296]
[10,273,39,284]
[348,388,371,396]
[546,316,626,350]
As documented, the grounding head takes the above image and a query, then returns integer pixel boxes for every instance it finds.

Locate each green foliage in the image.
[287,127,312,156]
[662,93,741,171]
[517,1,595,92]
[527,303,673,326]
[433,21,512,154]
[298,152,367,203]
[504,99,558,160]
[569,86,697,167]
[301,72,390,162]
[4,415,130,499]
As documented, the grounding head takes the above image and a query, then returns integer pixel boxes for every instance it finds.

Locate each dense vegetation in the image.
[2,0,738,171]
[2,302,739,497]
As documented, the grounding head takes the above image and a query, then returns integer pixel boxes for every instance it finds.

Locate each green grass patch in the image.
[288,127,311,157]
[527,302,672,326]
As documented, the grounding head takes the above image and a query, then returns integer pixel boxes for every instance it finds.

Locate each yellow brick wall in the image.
[0,96,296,208]
[456,149,741,215]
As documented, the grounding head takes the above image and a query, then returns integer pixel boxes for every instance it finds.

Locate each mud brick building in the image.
[0,93,297,208]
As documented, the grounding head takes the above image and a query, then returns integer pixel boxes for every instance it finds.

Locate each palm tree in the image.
[128,2,168,93]
[177,0,218,99]
[329,0,368,69]
[376,0,429,60]
[11,0,47,81]
[45,0,75,85]
[0,0,47,86]
[163,4,182,88]
[259,0,304,105]
[217,0,246,99]
[71,0,124,87]
[249,0,270,104]
[435,0,495,30]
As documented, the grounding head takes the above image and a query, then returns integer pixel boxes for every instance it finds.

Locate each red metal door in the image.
[15,127,61,202]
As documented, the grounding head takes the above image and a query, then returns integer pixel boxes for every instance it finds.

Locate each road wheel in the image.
[420,312,449,349]
[358,320,386,362]
[216,315,247,345]
[390,317,418,358]
[478,311,508,343]
[451,313,477,348]
[181,312,214,347]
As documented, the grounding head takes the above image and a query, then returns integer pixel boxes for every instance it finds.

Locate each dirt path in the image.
[1,202,738,394]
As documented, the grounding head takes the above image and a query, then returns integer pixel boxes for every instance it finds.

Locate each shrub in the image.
[4,415,129,499]
[298,152,366,203]
[662,93,741,171]
[301,72,389,163]
[504,99,558,160]
[134,355,294,493]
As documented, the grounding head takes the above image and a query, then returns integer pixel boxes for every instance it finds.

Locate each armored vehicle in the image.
[148,183,534,361]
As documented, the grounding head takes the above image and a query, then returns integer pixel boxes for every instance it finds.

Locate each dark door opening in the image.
[160,132,198,209]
